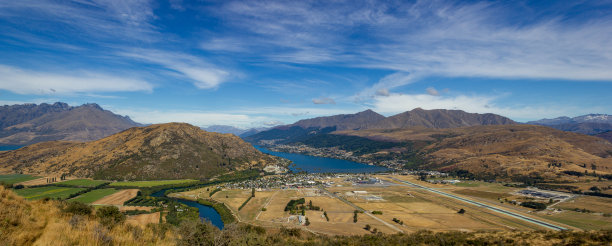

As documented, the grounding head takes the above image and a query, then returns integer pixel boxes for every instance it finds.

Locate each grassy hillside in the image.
[0,186,174,245]
[0,123,274,180]
[336,125,612,181]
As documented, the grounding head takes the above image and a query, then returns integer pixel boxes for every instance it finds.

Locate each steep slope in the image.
[0,123,273,180]
[0,103,141,146]
[337,125,612,181]
[371,108,516,129]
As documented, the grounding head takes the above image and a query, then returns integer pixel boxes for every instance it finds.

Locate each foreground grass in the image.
[56,179,108,187]
[70,188,118,203]
[0,174,40,185]
[109,179,198,187]
[15,186,86,200]
[3,185,612,246]
[0,186,175,245]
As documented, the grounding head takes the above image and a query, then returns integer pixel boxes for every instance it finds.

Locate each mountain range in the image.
[202,125,270,138]
[0,123,272,180]
[528,114,612,137]
[245,108,516,144]
[246,108,612,181]
[0,102,141,146]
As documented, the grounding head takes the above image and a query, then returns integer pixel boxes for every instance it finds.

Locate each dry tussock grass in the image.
[0,186,176,246]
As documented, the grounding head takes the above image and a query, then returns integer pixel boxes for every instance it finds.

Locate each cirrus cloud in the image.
[0,64,152,95]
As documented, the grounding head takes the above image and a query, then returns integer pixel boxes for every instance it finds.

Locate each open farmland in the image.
[554,196,612,214]
[109,179,198,187]
[0,174,40,184]
[70,188,118,203]
[56,179,108,187]
[92,189,139,205]
[15,186,86,200]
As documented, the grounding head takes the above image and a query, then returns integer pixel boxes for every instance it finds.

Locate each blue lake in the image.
[254,145,389,173]
[0,145,23,151]
[151,189,224,229]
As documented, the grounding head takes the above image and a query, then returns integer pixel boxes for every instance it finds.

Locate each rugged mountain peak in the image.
[0,102,141,146]
[371,108,516,129]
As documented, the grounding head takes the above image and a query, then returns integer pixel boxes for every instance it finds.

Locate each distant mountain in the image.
[0,123,273,180]
[528,114,612,135]
[292,109,385,131]
[203,125,248,135]
[202,125,270,138]
[370,108,516,129]
[245,109,386,144]
[246,108,515,144]
[529,114,612,125]
[0,102,141,146]
[239,127,269,138]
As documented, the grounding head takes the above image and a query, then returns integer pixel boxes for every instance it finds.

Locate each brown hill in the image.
[0,102,141,146]
[369,108,516,129]
[595,131,612,143]
[337,125,612,181]
[0,123,273,180]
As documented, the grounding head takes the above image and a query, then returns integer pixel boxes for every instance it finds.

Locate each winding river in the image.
[151,189,225,229]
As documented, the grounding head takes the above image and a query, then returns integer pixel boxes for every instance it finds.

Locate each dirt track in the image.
[92,189,139,205]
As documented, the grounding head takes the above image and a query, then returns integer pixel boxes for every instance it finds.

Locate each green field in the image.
[109,179,198,187]
[0,174,40,185]
[70,188,118,203]
[15,186,87,200]
[56,179,108,187]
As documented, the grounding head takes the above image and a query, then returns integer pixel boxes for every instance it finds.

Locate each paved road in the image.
[317,185,403,233]
[387,177,567,231]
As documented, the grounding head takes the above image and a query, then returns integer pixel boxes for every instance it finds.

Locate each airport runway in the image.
[387,177,568,231]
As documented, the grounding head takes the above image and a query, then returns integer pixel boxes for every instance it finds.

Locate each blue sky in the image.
[1,0,611,128]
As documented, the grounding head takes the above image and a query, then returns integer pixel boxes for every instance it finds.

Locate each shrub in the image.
[372,210,383,215]
[62,201,93,216]
[520,201,547,210]
[280,227,301,237]
[97,206,125,228]
[458,208,466,214]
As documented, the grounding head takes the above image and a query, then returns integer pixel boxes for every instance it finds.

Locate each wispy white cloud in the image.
[0,0,157,42]
[375,88,390,97]
[0,65,152,95]
[312,97,336,105]
[426,87,439,96]
[205,1,612,92]
[120,50,231,89]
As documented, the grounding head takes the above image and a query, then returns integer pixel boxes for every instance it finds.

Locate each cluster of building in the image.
[517,189,570,200]
[218,173,388,190]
